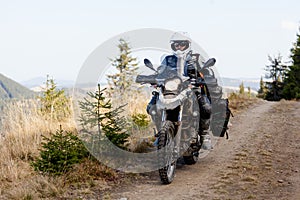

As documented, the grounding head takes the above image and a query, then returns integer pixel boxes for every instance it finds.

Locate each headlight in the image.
[164,78,182,91]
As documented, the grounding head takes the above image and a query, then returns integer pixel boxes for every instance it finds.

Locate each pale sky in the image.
[0,0,299,82]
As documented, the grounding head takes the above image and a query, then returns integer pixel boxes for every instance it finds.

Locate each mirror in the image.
[144,58,157,72]
[203,58,216,68]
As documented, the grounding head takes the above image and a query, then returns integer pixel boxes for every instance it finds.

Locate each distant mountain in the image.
[0,73,35,99]
[20,76,45,88]
[19,76,260,96]
[220,77,260,91]
[21,77,75,91]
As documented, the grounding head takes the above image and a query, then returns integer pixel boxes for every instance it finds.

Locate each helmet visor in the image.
[171,40,190,51]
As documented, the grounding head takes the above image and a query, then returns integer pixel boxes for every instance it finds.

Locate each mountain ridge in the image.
[0,73,35,99]
[21,76,260,91]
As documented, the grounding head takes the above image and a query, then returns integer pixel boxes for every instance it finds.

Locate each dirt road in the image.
[111,100,300,200]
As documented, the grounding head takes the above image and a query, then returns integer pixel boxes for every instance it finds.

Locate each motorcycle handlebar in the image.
[136,74,206,88]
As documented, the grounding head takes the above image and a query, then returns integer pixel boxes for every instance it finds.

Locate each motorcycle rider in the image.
[147,32,212,150]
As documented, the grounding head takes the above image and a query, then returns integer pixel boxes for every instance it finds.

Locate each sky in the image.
[0,0,299,83]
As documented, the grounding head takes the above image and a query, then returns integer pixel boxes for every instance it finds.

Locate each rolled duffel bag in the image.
[210,98,233,139]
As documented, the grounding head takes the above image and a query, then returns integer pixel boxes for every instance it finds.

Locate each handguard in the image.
[136,74,157,85]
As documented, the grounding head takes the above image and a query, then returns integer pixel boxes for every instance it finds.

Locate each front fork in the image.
[158,108,183,158]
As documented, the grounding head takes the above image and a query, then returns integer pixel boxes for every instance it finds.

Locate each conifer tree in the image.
[239,82,245,94]
[78,84,129,149]
[247,86,251,97]
[39,75,70,121]
[264,55,287,101]
[32,127,89,175]
[106,39,139,106]
[283,29,300,99]
[257,76,267,98]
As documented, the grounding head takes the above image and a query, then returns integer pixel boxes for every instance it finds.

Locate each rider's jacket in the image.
[161,51,202,79]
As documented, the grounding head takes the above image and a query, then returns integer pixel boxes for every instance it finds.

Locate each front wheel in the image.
[183,153,199,165]
[157,121,176,184]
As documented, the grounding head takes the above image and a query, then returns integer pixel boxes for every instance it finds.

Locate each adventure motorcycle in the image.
[136,57,216,184]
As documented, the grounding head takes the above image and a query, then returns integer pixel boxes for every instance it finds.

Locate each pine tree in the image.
[39,75,70,121]
[247,86,251,97]
[257,76,267,98]
[32,127,89,175]
[239,82,245,94]
[78,84,129,149]
[264,55,287,101]
[106,39,139,106]
[283,29,300,99]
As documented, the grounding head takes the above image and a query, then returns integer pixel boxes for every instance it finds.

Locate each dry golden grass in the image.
[0,95,152,198]
[110,89,150,116]
[111,92,156,152]
[228,92,259,113]
[0,99,77,199]
[0,90,261,198]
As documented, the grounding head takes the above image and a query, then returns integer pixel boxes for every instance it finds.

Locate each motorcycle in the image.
[136,56,216,184]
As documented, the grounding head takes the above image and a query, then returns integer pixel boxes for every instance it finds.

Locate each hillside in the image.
[0,73,35,99]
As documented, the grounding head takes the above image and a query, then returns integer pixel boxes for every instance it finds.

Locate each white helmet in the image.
[170,31,192,57]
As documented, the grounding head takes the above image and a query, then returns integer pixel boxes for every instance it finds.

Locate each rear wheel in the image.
[157,121,176,184]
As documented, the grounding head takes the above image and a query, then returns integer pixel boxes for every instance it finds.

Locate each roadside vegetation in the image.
[257,29,300,101]
[1,27,299,198]
[227,82,259,113]
[0,39,153,199]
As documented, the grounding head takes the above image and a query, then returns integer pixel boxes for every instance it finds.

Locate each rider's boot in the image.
[200,130,212,150]
[197,93,212,150]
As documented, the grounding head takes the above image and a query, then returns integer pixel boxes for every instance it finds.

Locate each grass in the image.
[0,94,154,198]
[0,99,70,198]
[0,99,121,199]
[228,92,259,112]
[0,88,261,198]
[108,90,156,153]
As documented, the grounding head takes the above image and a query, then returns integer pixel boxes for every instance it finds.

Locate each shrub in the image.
[32,127,89,175]
[131,113,150,129]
